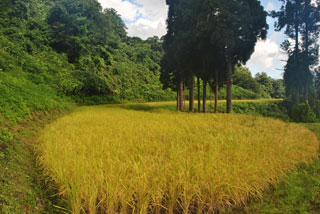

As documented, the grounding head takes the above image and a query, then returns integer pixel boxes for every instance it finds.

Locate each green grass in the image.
[0,71,71,125]
[0,112,67,214]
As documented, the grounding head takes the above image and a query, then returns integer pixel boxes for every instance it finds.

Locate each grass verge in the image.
[0,111,69,214]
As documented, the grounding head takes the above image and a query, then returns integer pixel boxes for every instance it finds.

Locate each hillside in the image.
[0,0,284,122]
[0,0,177,124]
[3,0,316,213]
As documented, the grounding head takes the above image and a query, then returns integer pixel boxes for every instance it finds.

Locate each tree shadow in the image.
[119,103,177,113]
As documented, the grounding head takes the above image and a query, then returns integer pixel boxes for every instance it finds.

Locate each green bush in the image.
[217,101,290,121]
[0,128,14,159]
[0,72,69,123]
[218,85,264,100]
[309,99,320,119]
[291,102,317,123]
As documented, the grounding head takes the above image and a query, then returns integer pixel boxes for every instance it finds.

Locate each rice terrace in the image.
[1,0,320,214]
[37,103,318,213]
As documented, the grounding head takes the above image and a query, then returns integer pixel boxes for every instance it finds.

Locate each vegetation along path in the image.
[0,111,69,214]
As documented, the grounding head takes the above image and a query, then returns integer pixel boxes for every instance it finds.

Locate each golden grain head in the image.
[37,104,318,214]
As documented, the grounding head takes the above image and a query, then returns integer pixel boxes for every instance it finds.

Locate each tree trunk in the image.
[295,23,299,60]
[295,90,300,106]
[226,61,233,113]
[304,86,308,103]
[209,86,212,113]
[197,76,201,113]
[214,72,219,113]
[189,75,195,112]
[203,80,207,113]
[177,88,179,111]
[304,22,309,103]
[179,79,184,111]
[183,83,186,111]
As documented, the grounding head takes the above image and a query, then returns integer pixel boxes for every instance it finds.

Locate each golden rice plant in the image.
[37,105,318,213]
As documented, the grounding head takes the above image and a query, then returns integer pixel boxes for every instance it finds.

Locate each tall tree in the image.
[300,0,320,101]
[162,0,267,114]
[201,0,268,113]
[273,0,319,104]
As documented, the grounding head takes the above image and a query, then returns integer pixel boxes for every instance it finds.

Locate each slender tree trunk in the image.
[305,23,309,56]
[214,72,219,113]
[197,76,201,113]
[304,22,309,103]
[226,61,233,113]
[209,86,212,113]
[304,86,308,103]
[295,90,300,106]
[203,80,207,113]
[189,75,195,112]
[295,24,299,60]
[179,79,184,111]
[183,83,186,111]
[177,88,179,111]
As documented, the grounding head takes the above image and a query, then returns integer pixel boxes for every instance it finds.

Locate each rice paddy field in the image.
[37,103,318,214]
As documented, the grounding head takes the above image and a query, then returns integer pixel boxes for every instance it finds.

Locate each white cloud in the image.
[98,0,141,21]
[246,33,287,78]
[98,0,168,39]
[249,39,281,68]
[98,0,289,79]
[266,2,276,11]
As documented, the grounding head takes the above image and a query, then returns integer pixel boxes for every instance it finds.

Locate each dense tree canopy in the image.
[0,0,176,102]
[273,0,320,104]
[162,0,268,113]
[0,0,287,111]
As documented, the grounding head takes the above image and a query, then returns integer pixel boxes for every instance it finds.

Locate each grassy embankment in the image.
[0,71,71,213]
[0,111,71,214]
[37,104,318,214]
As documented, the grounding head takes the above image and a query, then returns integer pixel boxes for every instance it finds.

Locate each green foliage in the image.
[271,79,286,99]
[0,72,69,123]
[217,101,290,121]
[0,128,14,160]
[255,72,274,95]
[0,0,175,114]
[218,85,263,100]
[291,102,317,123]
[309,99,320,119]
[0,128,14,145]
[231,67,285,99]
[0,113,66,214]
[233,66,262,94]
[272,0,319,105]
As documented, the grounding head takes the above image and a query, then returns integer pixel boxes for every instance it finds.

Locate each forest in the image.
[0,0,287,119]
[0,0,320,213]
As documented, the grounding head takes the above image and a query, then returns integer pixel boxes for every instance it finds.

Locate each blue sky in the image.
[246,0,287,79]
[98,0,288,79]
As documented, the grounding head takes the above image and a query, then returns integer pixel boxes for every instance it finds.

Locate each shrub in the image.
[291,102,317,123]
[218,85,264,100]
